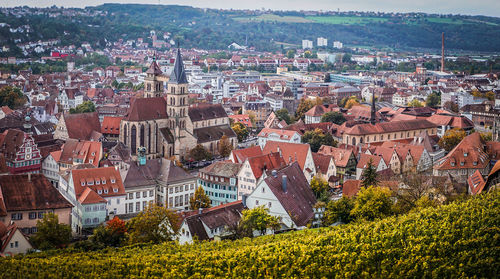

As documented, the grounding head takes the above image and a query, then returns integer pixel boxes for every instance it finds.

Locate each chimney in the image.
[282,175,287,192]
[441,32,445,72]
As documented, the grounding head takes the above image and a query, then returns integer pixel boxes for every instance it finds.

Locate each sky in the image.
[2,0,500,17]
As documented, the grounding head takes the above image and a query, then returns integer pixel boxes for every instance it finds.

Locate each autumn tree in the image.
[443,100,459,112]
[301,128,336,152]
[295,98,315,121]
[351,186,393,221]
[321,111,346,124]
[480,132,492,142]
[361,159,378,188]
[407,99,424,107]
[438,128,466,152]
[310,176,330,201]
[322,197,354,225]
[275,108,292,124]
[91,216,127,247]
[189,144,212,161]
[69,101,96,114]
[426,92,440,107]
[218,135,233,157]
[0,86,27,109]
[189,186,211,210]
[127,203,179,244]
[231,122,249,142]
[343,96,360,109]
[239,206,281,236]
[31,213,72,250]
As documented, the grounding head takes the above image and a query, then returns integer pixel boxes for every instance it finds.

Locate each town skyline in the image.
[3,0,500,17]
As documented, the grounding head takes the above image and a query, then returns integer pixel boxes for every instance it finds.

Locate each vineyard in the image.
[1,191,499,278]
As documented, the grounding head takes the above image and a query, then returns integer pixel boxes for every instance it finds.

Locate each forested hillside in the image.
[0,191,498,278]
[1,4,500,53]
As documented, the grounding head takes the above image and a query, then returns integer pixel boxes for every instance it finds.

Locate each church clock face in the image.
[26,153,31,160]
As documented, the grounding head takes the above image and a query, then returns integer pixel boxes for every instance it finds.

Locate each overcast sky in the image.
[3,0,500,17]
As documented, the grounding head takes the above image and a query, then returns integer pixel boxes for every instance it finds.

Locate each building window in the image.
[149,190,154,197]
[129,193,133,200]
[136,202,140,212]
[11,213,22,220]
[143,201,147,210]
[136,192,140,199]
[143,191,147,198]
[129,203,133,213]
[29,212,37,219]
[38,212,44,219]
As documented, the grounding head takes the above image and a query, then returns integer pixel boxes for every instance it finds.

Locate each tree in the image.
[361,159,378,188]
[0,86,26,109]
[295,99,315,121]
[69,101,96,114]
[321,111,346,125]
[239,206,281,236]
[344,97,360,109]
[443,101,459,112]
[189,186,211,210]
[323,197,354,225]
[31,213,72,250]
[426,92,440,107]
[231,122,248,142]
[480,132,492,142]
[286,49,296,59]
[189,144,212,161]
[438,128,466,152]
[127,203,179,244]
[91,216,127,247]
[248,111,256,126]
[275,108,292,124]
[342,53,352,63]
[301,128,337,152]
[407,99,424,107]
[310,176,330,201]
[218,135,233,157]
[111,79,119,88]
[351,186,393,221]
[485,91,495,101]
[324,73,331,83]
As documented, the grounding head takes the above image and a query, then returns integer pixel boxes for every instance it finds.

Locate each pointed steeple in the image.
[169,48,188,84]
[146,54,162,75]
[370,89,376,125]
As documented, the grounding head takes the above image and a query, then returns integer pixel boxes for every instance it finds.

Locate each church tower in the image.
[144,57,164,98]
[167,48,189,156]
[370,89,377,125]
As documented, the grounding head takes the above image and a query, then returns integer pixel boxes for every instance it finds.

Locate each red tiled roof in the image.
[63,112,101,141]
[342,180,362,197]
[231,146,263,164]
[434,133,489,171]
[263,141,311,170]
[125,97,167,121]
[101,116,123,135]
[72,167,126,199]
[345,119,436,136]
[312,152,332,174]
[247,152,286,180]
[78,187,107,204]
[427,113,474,129]
[317,145,353,168]
[258,128,299,140]
[357,154,382,169]
[467,170,486,195]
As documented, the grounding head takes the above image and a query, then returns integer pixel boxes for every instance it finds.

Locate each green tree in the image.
[342,53,352,63]
[310,176,330,201]
[361,159,378,188]
[31,213,72,250]
[189,186,211,210]
[301,128,336,152]
[275,108,292,124]
[111,79,119,88]
[438,128,466,152]
[239,206,281,236]
[127,203,179,244]
[69,101,96,114]
[0,86,26,109]
[231,122,249,142]
[351,186,393,221]
[321,111,346,125]
[218,135,233,157]
[323,197,354,225]
[286,49,296,59]
[426,92,440,107]
[189,144,213,161]
[295,99,315,121]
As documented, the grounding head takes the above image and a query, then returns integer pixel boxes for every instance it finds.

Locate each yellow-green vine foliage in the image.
[1,191,498,278]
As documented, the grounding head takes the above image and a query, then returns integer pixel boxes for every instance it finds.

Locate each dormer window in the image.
[87,180,94,186]
[102,179,106,184]
[81,182,85,186]
[464,152,468,157]
[97,189,102,194]
[460,162,464,166]
[104,189,108,194]
[113,188,118,193]
[96,180,100,185]
[451,162,455,166]
[473,161,478,166]
[111,178,116,183]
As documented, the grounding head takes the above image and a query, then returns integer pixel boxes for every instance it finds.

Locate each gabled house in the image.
[317,145,356,183]
[54,112,102,141]
[263,141,317,182]
[257,128,301,148]
[312,152,336,182]
[356,154,388,180]
[229,145,263,164]
[0,222,33,255]
[246,162,317,230]
[237,152,286,199]
[198,161,241,206]
[0,129,42,174]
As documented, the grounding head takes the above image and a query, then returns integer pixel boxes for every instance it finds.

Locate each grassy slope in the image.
[0,191,498,278]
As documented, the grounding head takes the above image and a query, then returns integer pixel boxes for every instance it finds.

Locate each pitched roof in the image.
[71,167,126,199]
[258,128,299,140]
[188,103,228,122]
[0,174,72,212]
[427,113,474,129]
[434,133,489,171]
[78,187,107,204]
[58,139,102,167]
[357,154,382,169]
[169,49,188,84]
[231,146,263,164]
[263,141,311,170]
[304,104,339,117]
[124,97,168,121]
[467,170,486,195]
[342,180,362,197]
[317,145,353,168]
[345,119,436,136]
[200,161,241,178]
[63,112,101,140]
[247,152,286,180]
[101,116,122,135]
[194,125,237,144]
[263,162,316,227]
[146,60,163,75]
[312,152,332,174]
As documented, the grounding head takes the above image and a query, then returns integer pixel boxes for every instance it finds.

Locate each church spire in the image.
[169,48,188,84]
[370,90,376,125]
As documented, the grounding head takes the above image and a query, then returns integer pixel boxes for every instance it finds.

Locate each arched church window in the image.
[131,125,137,155]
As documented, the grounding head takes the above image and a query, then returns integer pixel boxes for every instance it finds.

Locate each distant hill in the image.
[1,4,500,53]
[0,190,498,278]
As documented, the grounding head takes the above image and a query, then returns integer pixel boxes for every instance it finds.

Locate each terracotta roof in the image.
[188,103,228,122]
[427,113,474,129]
[345,119,436,136]
[200,161,241,178]
[101,116,123,135]
[247,152,286,180]
[124,97,167,121]
[342,180,362,197]
[72,167,126,199]
[263,162,316,227]
[58,139,102,167]
[263,141,311,170]
[78,187,107,204]
[146,60,163,75]
[317,145,353,168]
[258,128,299,140]
[231,146,263,164]
[372,146,396,166]
[434,133,489,171]
[357,154,382,169]
[312,152,332,174]
[304,104,339,117]
[63,112,101,140]
[0,174,72,212]
[467,170,486,195]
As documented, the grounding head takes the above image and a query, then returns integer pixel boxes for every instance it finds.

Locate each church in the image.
[119,49,237,161]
